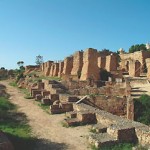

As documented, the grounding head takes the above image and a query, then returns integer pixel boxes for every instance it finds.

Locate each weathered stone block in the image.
[71,51,83,77]
[80,48,100,81]
[77,111,97,124]
[31,89,42,98]
[35,94,43,101]
[49,94,59,102]
[41,91,50,97]
[41,98,52,105]
[58,61,64,77]
[53,63,59,76]
[62,56,73,75]
[60,102,73,112]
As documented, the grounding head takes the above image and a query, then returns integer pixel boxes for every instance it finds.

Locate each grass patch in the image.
[90,143,148,150]
[28,75,61,83]
[61,120,69,128]
[0,96,36,150]
[38,103,50,113]
[9,81,32,99]
[89,128,97,133]
[9,81,17,87]
[91,143,134,150]
[19,88,32,99]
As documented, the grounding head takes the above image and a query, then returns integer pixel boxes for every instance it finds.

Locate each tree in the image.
[17,61,24,67]
[35,55,43,65]
[129,44,147,53]
[0,67,5,70]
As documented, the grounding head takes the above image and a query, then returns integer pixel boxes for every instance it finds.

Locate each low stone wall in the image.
[89,95,127,116]
[74,103,150,147]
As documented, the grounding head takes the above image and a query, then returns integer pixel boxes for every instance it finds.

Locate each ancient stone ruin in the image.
[22,48,150,148]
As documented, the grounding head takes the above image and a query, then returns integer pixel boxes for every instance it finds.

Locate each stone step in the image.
[50,102,73,114]
[50,104,63,114]
[49,84,61,89]
[59,94,79,102]
[107,124,137,143]
[91,123,107,133]
[66,111,77,118]
[48,80,58,84]
[41,98,52,105]
[89,133,118,148]
[41,91,50,97]
[63,118,82,127]
[49,94,59,103]
[50,88,65,94]
[35,94,42,101]
[77,111,97,124]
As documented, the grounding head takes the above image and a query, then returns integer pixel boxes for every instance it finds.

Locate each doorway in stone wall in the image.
[125,61,129,72]
[135,60,141,77]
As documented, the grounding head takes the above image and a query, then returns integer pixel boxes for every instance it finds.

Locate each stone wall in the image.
[42,61,53,76]
[71,51,83,77]
[49,63,55,76]
[52,63,59,76]
[89,95,127,116]
[146,58,150,78]
[120,51,150,72]
[62,56,73,75]
[25,65,41,75]
[129,60,141,77]
[105,54,118,72]
[75,103,150,147]
[58,61,64,77]
[80,48,100,81]
[97,56,106,69]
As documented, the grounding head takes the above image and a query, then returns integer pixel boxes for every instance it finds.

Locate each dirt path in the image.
[0,80,91,150]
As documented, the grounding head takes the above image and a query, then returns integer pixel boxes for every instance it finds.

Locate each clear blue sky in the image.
[0,0,150,69]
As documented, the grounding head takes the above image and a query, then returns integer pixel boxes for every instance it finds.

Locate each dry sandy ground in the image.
[0,80,91,150]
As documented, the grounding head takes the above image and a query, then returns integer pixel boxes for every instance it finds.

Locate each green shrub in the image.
[134,94,150,125]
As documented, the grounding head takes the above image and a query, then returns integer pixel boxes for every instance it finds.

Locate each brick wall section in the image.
[146,58,150,79]
[105,54,118,72]
[71,51,83,76]
[53,63,59,76]
[129,60,141,77]
[49,63,55,77]
[89,95,127,116]
[62,56,73,75]
[97,56,106,69]
[43,61,53,76]
[80,48,100,81]
[58,61,64,77]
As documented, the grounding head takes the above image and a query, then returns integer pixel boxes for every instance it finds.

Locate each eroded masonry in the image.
[21,48,150,148]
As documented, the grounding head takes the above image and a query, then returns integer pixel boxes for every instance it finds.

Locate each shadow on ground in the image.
[0,97,67,150]
[6,133,68,150]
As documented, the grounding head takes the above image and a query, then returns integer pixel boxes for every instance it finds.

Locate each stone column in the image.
[58,61,64,77]
[127,96,134,120]
[129,60,141,77]
[105,54,118,72]
[146,58,150,79]
[97,56,106,69]
[62,56,73,75]
[44,61,53,76]
[49,63,55,77]
[53,63,59,77]
[80,48,100,81]
[71,51,83,78]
